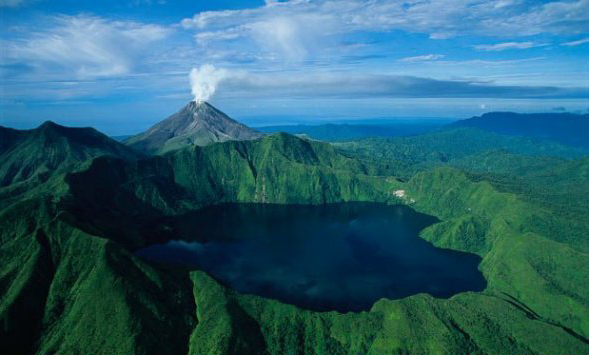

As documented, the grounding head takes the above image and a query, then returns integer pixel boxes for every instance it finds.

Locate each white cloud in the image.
[248,17,309,62]
[183,2,337,63]
[429,32,455,40]
[3,15,172,79]
[178,0,589,67]
[195,28,242,44]
[181,0,589,40]
[474,41,546,51]
[399,54,445,62]
[3,1,587,107]
[561,37,589,46]
[438,57,546,67]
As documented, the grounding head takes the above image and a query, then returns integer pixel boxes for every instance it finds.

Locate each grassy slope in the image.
[56,133,394,250]
[1,131,588,354]
[337,127,588,179]
[451,152,589,250]
[0,122,140,212]
[0,220,196,355]
[189,270,587,355]
[337,127,589,160]
[2,217,587,354]
[186,165,589,354]
[338,128,589,251]
[168,133,392,205]
[406,168,589,336]
[452,151,589,214]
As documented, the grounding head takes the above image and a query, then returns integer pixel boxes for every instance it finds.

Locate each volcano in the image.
[125,101,264,154]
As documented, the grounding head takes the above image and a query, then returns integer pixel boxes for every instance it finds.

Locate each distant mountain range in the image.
[451,112,589,148]
[124,101,264,154]
[257,121,449,141]
[254,112,589,148]
[104,109,589,154]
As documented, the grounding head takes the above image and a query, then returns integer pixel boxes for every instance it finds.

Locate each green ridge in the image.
[1,124,588,354]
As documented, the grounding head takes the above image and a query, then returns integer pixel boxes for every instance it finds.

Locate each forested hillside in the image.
[1,124,588,354]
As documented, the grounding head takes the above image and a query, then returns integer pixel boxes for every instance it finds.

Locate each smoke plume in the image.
[189,64,229,103]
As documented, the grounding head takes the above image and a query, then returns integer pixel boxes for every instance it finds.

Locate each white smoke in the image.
[189,64,229,103]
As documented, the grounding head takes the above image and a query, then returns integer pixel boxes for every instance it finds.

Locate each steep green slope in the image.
[59,133,394,249]
[168,133,391,205]
[0,121,140,188]
[403,168,589,337]
[445,152,589,253]
[2,216,587,354]
[0,219,195,355]
[1,129,588,354]
[188,270,588,355]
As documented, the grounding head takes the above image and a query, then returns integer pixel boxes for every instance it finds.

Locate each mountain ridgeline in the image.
[1,108,589,354]
[0,121,140,187]
[124,101,264,154]
[59,132,394,249]
[451,111,589,148]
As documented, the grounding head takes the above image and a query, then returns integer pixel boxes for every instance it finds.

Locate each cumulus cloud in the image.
[3,15,172,79]
[399,54,445,62]
[561,37,589,46]
[474,41,546,51]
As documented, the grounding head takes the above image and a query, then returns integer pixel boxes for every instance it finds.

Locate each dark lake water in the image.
[136,203,486,312]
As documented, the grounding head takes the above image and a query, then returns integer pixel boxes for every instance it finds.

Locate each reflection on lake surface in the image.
[136,203,486,312]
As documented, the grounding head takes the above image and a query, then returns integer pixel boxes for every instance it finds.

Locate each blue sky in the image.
[1,0,588,135]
